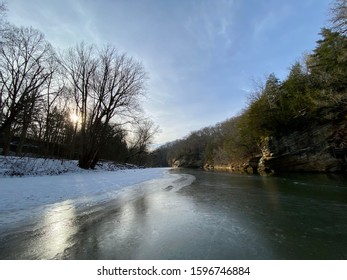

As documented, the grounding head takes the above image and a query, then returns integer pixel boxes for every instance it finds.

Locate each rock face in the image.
[204,162,255,174]
[171,157,203,168]
[257,108,347,174]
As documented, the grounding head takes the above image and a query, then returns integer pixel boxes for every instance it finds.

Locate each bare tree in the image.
[0,2,7,31]
[15,88,38,155]
[60,43,97,165]
[331,0,347,35]
[62,43,147,169]
[41,56,66,155]
[0,26,54,155]
[126,119,159,165]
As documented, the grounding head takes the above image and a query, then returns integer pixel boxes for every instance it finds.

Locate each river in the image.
[0,169,347,259]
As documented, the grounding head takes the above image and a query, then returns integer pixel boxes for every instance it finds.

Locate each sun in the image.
[70,113,79,124]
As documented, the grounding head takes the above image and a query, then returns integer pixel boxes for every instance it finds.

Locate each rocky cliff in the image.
[168,107,346,175]
[171,156,203,168]
[256,107,347,174]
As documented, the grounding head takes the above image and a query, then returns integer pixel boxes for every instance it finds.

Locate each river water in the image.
[1,169,347,259]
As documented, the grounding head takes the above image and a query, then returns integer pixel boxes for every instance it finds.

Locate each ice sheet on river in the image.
[0,168,194,235]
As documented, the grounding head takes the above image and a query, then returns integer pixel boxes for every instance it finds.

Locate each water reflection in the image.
[260,176,281,210]
[60,172,275,260]
[0,200,79,259]
[177,172,275,259]
[62,188,195,259]
[40,200,78,258]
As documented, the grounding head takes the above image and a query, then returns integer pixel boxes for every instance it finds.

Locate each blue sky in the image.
[7,0,331,145]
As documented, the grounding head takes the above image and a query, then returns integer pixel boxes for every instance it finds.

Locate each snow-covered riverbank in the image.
[0,156,139,177]
[0,156,173,234]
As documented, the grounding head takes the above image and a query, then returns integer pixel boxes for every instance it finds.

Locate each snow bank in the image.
[0,156,138,177]
[0,168,167,209]
[0,156,174,234]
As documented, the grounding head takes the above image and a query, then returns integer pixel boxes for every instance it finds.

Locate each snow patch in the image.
[0,156,178,235]
[0,156,139,177]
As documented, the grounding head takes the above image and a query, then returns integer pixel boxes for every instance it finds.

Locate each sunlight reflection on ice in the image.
[40,200,78,258]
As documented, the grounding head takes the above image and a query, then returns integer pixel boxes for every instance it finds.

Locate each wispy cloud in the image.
[8,0,103,48]
[251,4,291,42]
[184,0,235,51]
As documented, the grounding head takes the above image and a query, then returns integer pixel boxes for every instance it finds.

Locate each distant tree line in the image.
[149,0,347,169]
[0,3,158,168]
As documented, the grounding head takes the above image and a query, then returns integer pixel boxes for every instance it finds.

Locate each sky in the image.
[6,0,332,145]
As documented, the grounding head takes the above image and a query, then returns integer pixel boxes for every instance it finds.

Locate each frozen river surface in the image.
[1,169,347,259]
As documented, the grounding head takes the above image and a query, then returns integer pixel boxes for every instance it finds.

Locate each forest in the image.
[0,3,158,169]
[149,0,347,174]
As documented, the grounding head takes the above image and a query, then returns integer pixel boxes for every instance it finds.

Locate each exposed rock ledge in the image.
[204,163,254,174]
[171,158,203,169]
[171,108,346,175]
[256,108,347,175]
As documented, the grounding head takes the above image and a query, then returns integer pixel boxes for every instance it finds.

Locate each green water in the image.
[171,170,347,259]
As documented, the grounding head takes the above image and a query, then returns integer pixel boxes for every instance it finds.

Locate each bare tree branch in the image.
[331,0,347,35]
[0,26,54,155]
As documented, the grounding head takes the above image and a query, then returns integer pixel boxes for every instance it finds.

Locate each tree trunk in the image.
[17,101,35,155]
[1,124,12,156]
[78,152,93,169]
